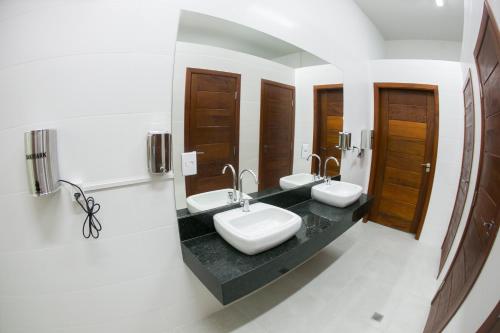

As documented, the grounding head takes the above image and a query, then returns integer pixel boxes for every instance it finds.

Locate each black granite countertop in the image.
[179,181,373,304]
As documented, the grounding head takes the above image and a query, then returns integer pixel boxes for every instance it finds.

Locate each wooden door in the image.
[368,84,439,237]
[423,3,500,332]
[258,80,295,191]
[184,68,241,196]
[312,85,343,177]
[439,70,475,274]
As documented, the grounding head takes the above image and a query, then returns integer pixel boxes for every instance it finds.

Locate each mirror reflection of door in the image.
[258,79,296,191]
[184,68,241,196]
[312,85,343,177]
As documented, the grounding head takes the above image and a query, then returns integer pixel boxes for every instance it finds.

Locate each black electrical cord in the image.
[58,180,102,239]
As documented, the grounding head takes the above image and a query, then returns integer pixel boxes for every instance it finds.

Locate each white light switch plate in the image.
[301,144,310,159]
[181,151,197,176]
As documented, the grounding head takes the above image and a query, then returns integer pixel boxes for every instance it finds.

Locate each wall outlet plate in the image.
[301,144,310,159]
[181,151,197,176]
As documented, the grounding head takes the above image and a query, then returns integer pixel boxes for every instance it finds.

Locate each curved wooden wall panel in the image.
[438,70,475,274]
[423,2,500,332]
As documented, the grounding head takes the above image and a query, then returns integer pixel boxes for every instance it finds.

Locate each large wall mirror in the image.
[173,11,344,214]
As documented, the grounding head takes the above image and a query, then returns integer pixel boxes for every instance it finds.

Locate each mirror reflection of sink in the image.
[214,203,302,255]
[279,173,316,190]
[186,189,252,214]
[311,181,363,208]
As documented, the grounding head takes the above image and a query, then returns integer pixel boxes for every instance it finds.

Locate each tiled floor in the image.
[174,221,441,333]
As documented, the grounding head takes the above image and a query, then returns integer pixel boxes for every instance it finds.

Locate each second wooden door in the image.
[368,84,439,236]
[312,85,343,177]
[258,80,295,191]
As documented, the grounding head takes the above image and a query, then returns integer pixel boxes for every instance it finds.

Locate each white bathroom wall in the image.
[172,41,294,208]
[293,64,344,174]
[0,0,384,332]
[441,0,500,332]
[272,51,328,68]
[368,60,465,248]
[384,40,462,61]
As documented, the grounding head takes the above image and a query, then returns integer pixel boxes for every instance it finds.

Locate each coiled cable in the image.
[58,180,102,239]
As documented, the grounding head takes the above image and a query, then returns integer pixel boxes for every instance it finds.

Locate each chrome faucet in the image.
[323,156,340,185]
[222,164,238,203]
[307,153,322,180]
[239,169,258,212]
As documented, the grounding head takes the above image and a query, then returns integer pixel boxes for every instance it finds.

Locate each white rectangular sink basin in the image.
[311,181,363,208]
[186,189,252,214]
[280,173,316,190]
[214,203,302,255]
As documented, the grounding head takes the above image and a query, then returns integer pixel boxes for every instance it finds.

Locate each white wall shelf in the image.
[81,172,174,193]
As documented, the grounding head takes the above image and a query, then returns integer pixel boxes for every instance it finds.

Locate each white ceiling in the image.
[177,11,328,68]
[353,0,464,41]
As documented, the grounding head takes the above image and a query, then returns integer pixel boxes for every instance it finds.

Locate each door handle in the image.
[480,216,495,236]
[421,162,431,173]
[483,221,494,229]
[196,151,205,155]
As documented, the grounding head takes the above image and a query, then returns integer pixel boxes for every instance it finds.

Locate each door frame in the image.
[367,82,439,239]
[311,84,343,174]
[258,79,296,190]
[184,67,241,196]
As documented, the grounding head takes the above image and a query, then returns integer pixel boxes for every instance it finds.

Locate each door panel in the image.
[313,85,343,177]
[439,71,476,273]
[462,217,485,281]
[368,85,438,235]
[384,168,422,189]
[381,183,419,205]
[473,188,498,245]
[449,250,466,306]
[424,4,500,332]
[388,119,427,139]
[184,68,240,196]
[387,136,425,156]
[258,80,295,191]
[484,112,500,154]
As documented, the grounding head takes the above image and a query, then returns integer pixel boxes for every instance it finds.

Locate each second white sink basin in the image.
[186,189,252,214]
[214,203,302,255]
[280,173,316,190]
[311,181,363,208]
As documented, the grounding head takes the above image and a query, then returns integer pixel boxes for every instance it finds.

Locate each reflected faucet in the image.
[323,156,340,185]
[307,154,322,180]
[222,164,238,203]
[239,169,258,212]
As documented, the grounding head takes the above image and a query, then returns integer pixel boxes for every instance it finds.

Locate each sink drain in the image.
[371,312,384,322]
